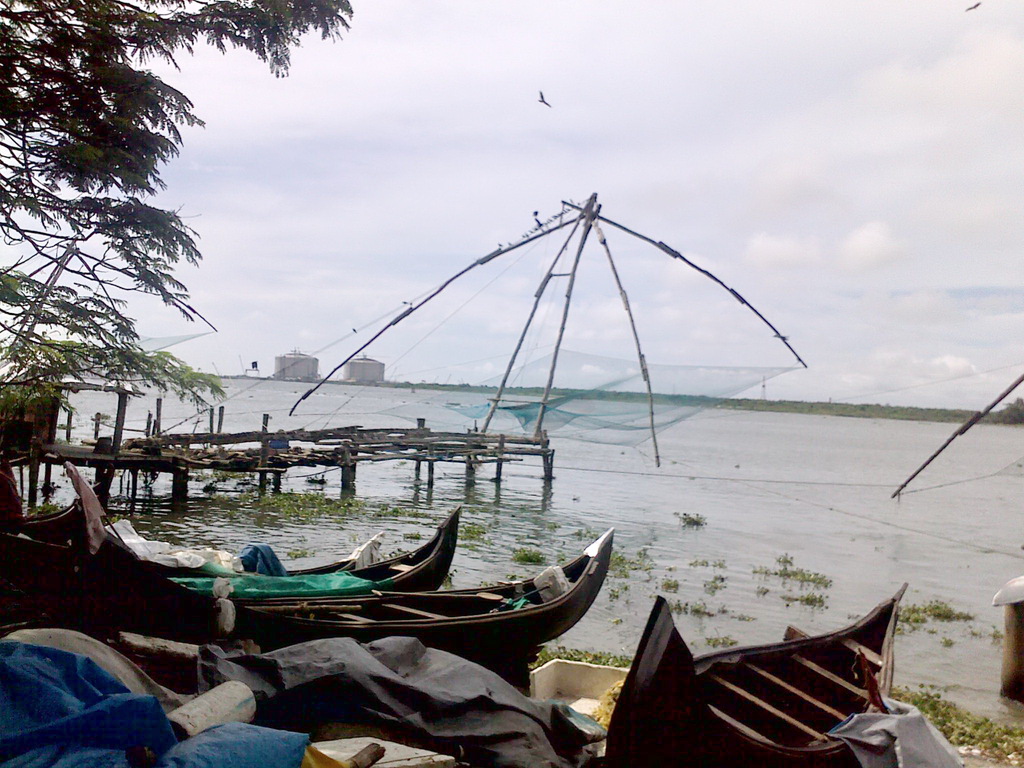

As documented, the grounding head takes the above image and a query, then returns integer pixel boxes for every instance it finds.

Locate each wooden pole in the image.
[64,408,73,442]
[481,212,585,434]
[594,221,661,466]
[416,417,426,430]
[111,391,129,454]
[93,412,102,440]
[217,406,225,433]
[171,465,189,501]
[1003,603,1024,701]
[494,434,505,483]
[427,461,435,488]
[290,214,579,417]
[535,194,599,439]
[145,411,153,437]
[341,448,356,490]
[208,407,215,434]
[42,462,52,500]
[258,413,270,492]
[154,398,162,436]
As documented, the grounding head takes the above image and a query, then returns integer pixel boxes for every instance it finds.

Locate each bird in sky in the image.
[966,2,981,9]
[538,91,552,108]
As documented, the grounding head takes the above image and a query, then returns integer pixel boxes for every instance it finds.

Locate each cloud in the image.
[837,222,906,271]
[743,233,821,269]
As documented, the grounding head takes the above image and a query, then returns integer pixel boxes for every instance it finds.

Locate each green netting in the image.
[172,571,393,599]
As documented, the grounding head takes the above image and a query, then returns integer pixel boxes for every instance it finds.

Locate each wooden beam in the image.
[841,639,884,668]
[791,655,868,700]
[386,603,446,620]
[709,673,828,742]
[744,662,847,721]
[708,705,772,744]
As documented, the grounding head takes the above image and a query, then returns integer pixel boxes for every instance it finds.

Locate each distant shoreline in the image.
[216,374,1022,426]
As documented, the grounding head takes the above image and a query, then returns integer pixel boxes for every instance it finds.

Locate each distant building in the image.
[273,351,319,382]
[343,356,385,384]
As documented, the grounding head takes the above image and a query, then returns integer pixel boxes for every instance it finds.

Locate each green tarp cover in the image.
[171,572,392,599]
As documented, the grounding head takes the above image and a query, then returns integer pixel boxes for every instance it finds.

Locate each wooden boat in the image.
[604,587,906,768]
[1,500,460,593]
[0,516,613,686]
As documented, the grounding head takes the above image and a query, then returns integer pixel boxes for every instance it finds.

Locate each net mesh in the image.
[386,350,795,446]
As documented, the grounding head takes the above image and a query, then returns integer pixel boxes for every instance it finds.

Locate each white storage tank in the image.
[273,351,319,382]
[343,356,385,384]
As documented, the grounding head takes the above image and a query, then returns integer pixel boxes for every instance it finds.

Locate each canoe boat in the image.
[0,510,613,686]
[1,497,460,593]
[605,586,905,768]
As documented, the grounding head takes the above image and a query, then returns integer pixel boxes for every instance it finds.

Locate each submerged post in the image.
[154,398,162,436]
[1003,603,1024,701]
[111,391,129,454]
[217,406,225,433]
[258,413,270,492]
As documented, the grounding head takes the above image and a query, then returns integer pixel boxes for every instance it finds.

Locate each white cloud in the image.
[743,233,821,269]
[837,222,906,271]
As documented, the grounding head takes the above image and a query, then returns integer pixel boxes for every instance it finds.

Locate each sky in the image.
[130,0,1024,409]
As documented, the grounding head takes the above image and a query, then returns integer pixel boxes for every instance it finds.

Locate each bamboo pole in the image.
[480,211,586,433]
[892,368,1024,498]
[562,202,808,369]
[593,221,661,466]
[534,194,599,439]
[290,212,579,416]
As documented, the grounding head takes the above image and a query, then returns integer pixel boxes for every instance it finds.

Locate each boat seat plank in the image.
[476,592,505,601]
[386,603,446,620]
[709,673,829,742]
[333,612,376,624]
[744,662,847,721]
[792,655,868,700]
[389,563,415,573]
[708,705,772,744]
[841,639,884,667]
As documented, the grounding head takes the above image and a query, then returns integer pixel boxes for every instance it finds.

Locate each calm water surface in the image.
[64,380,1024,721]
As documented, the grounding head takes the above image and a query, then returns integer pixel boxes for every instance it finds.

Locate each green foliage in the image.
[892,685,1024,760]
[781,592,827,608]
[609,548,654,578]
[0,0,352,397]
[705,635,738,648]
[661,578,679,593]
[899,600,975,631]
[675,511,707,528]
[752,554,832,589]
[512,547,545,565]
[462,523,488,541]
[532,646,633,669]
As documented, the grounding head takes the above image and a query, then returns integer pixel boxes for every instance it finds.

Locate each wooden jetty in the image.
[37,416,554,503]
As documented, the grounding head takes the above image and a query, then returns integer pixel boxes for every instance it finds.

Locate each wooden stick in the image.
[744,662,847,720]
[481,212,585,433]
[710,673,828,741]
[535,194,599,439]
[290,212,579,416]
[562,201,808,369]
[891,368,1024,497]
[593,220,661,466]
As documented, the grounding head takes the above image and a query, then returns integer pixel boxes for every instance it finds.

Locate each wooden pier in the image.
[37,417,554,502]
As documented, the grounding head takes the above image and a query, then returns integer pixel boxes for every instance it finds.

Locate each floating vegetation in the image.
[609,548,655,579]
[992,627,1005,644]
[304,475,328,485]
[532,646,632,669]
[731,613,756,622]
[899,600,975,631]
[661,578,680,593]
[689,559,709,568]
[241,492,364,521]
[608,584,629,601]
[462,523,488,541]
[287,548,314,559]
[574,526,600,540]
[892,685,1024,761]
[781,592,827,609]
[675,511,707,528]
[704,575,727,595]
[402,532,422,541]
[670,599,717,618]
[753,554,832,589]
[941,637,955,648]
[512,547,546,565]
[546,521,559,531]
[705,635,738,648]
[755,586,770,598]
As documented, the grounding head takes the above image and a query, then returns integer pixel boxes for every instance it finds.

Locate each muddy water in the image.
[62,380,1024,721]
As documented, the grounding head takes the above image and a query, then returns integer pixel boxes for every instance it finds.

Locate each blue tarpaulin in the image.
[0,642,309,768]
[238,544,288,577]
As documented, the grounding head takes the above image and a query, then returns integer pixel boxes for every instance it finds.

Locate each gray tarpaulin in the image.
[829,699,963,768]
[197,636,604,768]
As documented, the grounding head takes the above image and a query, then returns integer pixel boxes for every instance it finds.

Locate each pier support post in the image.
[154,398,162,436]
[541,432,554,481]
[340,448,356,490]
[26,447,39,509]
[272,472,282,492]
[64,408,73,442]
[414,460,421,479]
[465,452,476,481]
[217,406,225,433]
[171,466,189,501]
[416,418,426,430]
[494,435,505,483]
[93,412,102,440]
[427,461,435,488]
[145,412,153,438]
[1002,603,1024,701]
[208,408,214,435]
[258,413,270,492]
[111,391,129,454]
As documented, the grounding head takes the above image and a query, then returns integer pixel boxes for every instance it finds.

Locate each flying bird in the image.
[965,2,980,9]
[538,91,552,108]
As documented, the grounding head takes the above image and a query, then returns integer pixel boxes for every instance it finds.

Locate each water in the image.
[60,379,1024,721]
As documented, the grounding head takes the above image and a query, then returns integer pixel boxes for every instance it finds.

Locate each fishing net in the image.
[384,350,796,446]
